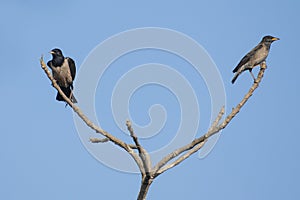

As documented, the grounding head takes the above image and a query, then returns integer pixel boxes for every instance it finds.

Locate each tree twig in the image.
[153,63,267,176]
[40,56,145,174]
[155,142,206,176]
[152,106,225,174]
[41,53,267,200]
[89,137,110,143]
[126,120,152,175]
[219,62,266,130]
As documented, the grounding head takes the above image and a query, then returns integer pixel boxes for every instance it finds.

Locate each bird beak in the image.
[49,51,55,54]
[272,37,280,41]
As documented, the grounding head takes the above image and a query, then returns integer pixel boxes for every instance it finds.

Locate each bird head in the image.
[49,48,64,66]
[49,48,63,58]
[262,35,280,43]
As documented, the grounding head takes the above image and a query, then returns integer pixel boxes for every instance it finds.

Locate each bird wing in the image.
[233,43,263,73]
[47,60,52,68]
[66,57,76,81]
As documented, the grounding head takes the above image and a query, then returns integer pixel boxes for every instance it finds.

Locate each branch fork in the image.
[41,56,267,200]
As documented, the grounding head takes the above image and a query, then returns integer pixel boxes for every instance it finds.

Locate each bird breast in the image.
[51,59,72,88]
[251,45,269,66]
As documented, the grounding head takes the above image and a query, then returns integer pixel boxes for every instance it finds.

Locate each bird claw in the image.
[260,62,267,69]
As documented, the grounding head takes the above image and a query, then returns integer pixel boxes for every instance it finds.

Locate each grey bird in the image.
[47,48,77,103]
[231,35,279,84]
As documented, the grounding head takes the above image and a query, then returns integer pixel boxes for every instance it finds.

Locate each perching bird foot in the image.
[260,62,267,69]
[231,36,278,83]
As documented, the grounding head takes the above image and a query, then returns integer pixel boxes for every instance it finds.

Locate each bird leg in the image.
[249,70,256,82]
[69,90,73,101]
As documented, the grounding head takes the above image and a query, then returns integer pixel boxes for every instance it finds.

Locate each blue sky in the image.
[1,0,299,199]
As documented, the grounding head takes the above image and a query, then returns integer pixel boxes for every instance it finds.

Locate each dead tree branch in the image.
[126,120,152,175]
[41,54,267,200]
[40,56,144,174]
[89,137,110,143]
[153,63,267,177]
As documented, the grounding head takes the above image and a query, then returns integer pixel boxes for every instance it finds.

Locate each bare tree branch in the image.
[41,53,267,200]
[126,120,142,150]
[89,137,110,143]
[90,137,138,149]
[40,56,145,174]
[154,107,225,176]
[218,62,267,130]
[126,120,152,175]
[137,176,153,200]
[155,142,206,176]
[152,106,225,174]
[208,106,225,133]
[153,63,267,176]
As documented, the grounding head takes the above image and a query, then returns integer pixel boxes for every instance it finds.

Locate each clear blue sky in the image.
[1,0,299,199]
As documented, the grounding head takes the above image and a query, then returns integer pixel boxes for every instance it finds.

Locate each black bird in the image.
[231,35,279,84]
[47,48,77,103]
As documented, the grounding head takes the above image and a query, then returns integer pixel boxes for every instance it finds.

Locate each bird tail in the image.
[231,72,240,84]
[56,87,78,103]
